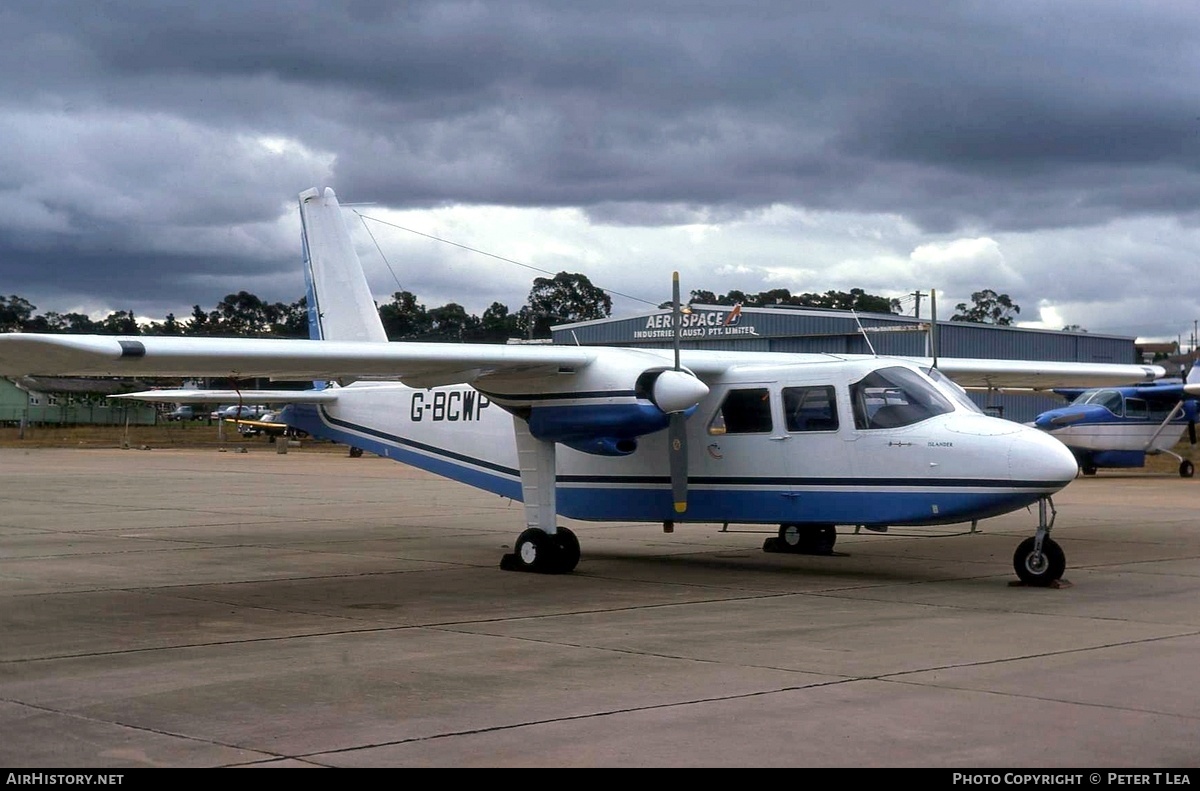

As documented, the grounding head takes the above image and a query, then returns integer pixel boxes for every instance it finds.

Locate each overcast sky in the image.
[3,1,1200,343]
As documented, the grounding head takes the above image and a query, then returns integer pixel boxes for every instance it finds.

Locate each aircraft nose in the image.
[1008,423,1078,486]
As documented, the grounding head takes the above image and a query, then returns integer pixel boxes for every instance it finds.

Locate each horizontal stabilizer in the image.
[113,389,338,404]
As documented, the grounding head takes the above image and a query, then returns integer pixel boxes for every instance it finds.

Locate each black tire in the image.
[813,524,837,554]
[776,523,836,554]
[1012,537,1066,586]
[778,523,804,550]
[552,527,580,573]
[1180,460,1194,478]
[348,446,364,458]
[1080,464,1097,476]
[503,528,579,574]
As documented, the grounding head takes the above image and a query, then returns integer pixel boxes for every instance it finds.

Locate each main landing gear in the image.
[762,523,837,555]
[1012,496,1066,586]
[500,526,581,574]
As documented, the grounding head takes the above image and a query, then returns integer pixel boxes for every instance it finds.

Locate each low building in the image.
[0,376,158,426]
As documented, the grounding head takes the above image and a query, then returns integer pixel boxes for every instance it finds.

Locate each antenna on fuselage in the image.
[929,288,939,369]
[852,310,878,357]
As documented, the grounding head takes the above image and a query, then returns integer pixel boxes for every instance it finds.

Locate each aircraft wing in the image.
[114,389,339,404]
[916,358,1165,390]
[0,334,598,387]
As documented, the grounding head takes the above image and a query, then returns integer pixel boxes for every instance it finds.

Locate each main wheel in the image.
[552,526,581,573]
[1012,537,1066,586]
[779,523,804,550]
[1179,460,1194,478]
[812,524,837,554]
[776,523,837,554]
[1080,464,1097,476]
[507,528,554,573]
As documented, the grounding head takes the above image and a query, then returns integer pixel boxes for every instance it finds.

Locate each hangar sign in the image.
[633,307,759,339]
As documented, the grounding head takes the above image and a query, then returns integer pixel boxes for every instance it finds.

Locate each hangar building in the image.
[552,304,1144,424]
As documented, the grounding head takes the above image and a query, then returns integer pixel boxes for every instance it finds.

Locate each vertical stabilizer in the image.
[298,187,388,343]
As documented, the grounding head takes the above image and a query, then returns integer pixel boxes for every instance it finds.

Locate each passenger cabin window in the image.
[784,386,839,432]
[1124,397,1148,420]
[708,388,773,435]
[851,366,954,430]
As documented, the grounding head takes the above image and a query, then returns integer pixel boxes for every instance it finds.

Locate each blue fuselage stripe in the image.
[286,406,1062,526]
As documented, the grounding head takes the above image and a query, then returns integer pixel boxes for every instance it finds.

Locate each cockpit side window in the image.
[1084,389,1124,416]
[921,366,983,414]
[784,385,839,432]
[851,366,954,430]
[708,388,773,435]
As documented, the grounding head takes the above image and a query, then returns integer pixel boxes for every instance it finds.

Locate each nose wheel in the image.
[1011,496,1066,586]
[1013,536,1066,585]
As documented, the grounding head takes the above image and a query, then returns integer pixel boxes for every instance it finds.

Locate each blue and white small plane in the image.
[1032,365,1200,477]
[0,188,1167,586]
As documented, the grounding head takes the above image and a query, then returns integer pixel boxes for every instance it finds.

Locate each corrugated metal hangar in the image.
[553,304,1143,424]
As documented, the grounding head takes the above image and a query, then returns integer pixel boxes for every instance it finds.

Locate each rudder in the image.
[298,187,388,344]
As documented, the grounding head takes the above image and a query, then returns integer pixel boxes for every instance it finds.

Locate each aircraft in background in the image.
[1032,365,1200,477]
[0,188,1167,586]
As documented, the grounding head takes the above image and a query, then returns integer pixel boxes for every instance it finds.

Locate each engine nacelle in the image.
[563,437,639,457]
[476,349,710,455]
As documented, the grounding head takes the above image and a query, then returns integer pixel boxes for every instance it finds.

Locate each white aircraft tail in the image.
[298,187,388,344]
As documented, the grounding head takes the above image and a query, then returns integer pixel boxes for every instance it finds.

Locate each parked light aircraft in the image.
[1032,365,1200,477]
[0,188,1167,586]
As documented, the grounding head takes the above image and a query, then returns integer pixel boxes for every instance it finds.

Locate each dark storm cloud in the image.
[1,1,1199,328]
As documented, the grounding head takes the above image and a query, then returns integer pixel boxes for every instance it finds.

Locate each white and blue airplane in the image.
[1032,365,1200,477]
[0,188,1167,586]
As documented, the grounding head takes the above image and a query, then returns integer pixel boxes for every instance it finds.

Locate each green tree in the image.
[186,304,217,336]
[524,272,612,338]
[473,301,520,343]
[378,290,431,340]
[144,313,185,336]
[951,289,1021,325]
[271,297,309,338]
[209,291,280,336]
[97,310,140,335]
[0,295,36,332]
[426,303,479,342]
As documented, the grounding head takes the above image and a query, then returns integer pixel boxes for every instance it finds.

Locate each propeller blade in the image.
[672,271,682,372]
[669,412,688,513]
[669,271,688,513]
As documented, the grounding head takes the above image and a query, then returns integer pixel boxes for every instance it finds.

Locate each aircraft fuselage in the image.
[287,358,1078,528]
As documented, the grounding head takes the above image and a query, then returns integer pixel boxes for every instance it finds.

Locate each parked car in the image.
[209,404,234,420]
[166,405,206,421]
[216,405,264,420]
[237,411,306,441]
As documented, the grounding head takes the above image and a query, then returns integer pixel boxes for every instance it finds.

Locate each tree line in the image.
[0,275,1026,341]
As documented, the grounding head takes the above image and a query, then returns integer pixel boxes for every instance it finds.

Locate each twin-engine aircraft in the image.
[1033,364,1200,477]
[0,188,1166,586]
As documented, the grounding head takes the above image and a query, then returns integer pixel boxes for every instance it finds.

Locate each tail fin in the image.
[298,187,388,344]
